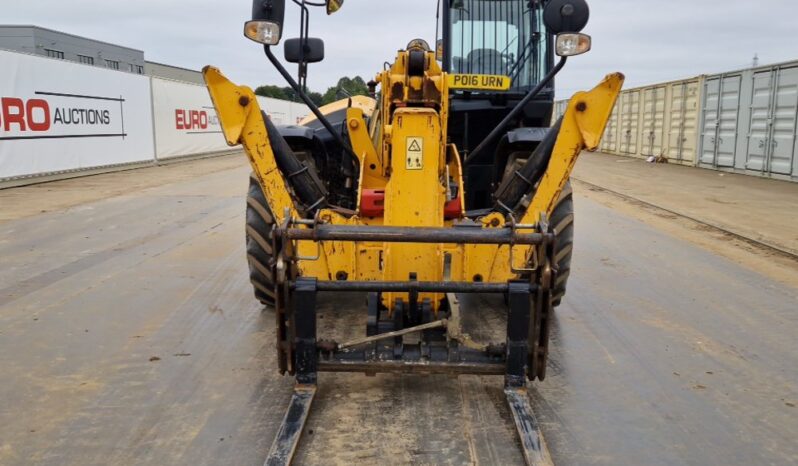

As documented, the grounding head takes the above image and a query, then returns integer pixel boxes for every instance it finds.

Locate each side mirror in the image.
[284,38,325,64]
[326,0,344,15]
[543,0,589,34]
[245,0,286,45]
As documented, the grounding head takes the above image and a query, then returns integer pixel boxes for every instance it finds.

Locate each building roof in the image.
[145,60,201,73]
[0,24,144,53]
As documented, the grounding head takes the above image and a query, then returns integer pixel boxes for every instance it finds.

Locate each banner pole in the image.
[148,76,160,166]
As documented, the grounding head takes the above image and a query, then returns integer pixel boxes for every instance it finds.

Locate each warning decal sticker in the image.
[406,137,423,170]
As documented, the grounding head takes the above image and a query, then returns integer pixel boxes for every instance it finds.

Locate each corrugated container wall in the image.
[600,78,702,165]
[699,60,798,181]
[600,100,620,153]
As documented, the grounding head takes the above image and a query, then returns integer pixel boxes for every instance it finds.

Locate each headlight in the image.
[244,20,281,45]
[555,33,591,57]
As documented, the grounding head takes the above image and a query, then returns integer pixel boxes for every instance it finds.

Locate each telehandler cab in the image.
[203,0,622,463]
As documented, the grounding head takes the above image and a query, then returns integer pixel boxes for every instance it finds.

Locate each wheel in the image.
[245,172,276,306]
[549,181,574,307]
[514,180,574,308]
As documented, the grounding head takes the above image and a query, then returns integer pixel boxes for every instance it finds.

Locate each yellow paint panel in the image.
[447,74,512,91]
[383,108,444,308]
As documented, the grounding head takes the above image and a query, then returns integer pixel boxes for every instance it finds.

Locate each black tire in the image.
[505,182,574,308]
[246,173,276,306]
[549,181,574,307]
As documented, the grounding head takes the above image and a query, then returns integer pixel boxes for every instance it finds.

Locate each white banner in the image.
[0,49,154,179]
[151,78,230,159]
[150,77,312,160]
[256,96,309,126]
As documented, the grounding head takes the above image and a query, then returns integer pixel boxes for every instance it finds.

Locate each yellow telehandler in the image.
[203,0,622,463]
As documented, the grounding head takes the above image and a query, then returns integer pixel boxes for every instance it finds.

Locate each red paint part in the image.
[444,197,462,219]
[360,189,385,217]
[360,189,462,219]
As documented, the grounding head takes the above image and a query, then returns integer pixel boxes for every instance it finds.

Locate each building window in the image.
[45,49,64,59]
[136,65,144,74]
[78,55,94,65]
[129,63,135,72]
[105,59,119,70]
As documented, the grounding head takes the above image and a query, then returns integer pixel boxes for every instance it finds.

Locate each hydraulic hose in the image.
[263,112,329,215]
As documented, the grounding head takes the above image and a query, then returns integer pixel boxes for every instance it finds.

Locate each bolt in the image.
[238,96,250,107]
[576,101,587,112]
[349,119,359,129]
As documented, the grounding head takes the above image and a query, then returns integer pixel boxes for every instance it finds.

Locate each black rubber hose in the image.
[264,46,360,172]
[263,112,329,215]
[492,116,563,216]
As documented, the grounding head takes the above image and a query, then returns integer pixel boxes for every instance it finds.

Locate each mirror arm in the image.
[293,0,310,89]
[263,45,360,165]
[463,55,567,166]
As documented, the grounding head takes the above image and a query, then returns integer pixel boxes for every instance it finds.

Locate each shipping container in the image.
[613,78,702,165]
[553,59,798,181]
[699,73,742,168]
[665,78,702,165]
[745,65,798,176]
[619,89,641,155]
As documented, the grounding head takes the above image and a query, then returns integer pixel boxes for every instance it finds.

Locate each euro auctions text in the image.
[0,92,125,140]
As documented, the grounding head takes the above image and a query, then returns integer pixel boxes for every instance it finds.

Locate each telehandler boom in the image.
[204,0,622,464]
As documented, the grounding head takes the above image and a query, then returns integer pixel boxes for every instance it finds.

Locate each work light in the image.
[555,33,592,57]
[244,20,281,46]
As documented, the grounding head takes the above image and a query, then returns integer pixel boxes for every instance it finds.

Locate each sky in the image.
[4,0,798,99]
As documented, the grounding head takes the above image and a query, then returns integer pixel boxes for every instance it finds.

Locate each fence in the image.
[556,60,798,182]
[0,48,309,183]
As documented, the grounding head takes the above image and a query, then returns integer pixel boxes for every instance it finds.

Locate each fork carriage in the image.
[273,219,557,385]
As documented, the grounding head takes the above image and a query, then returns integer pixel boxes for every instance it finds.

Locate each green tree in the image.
[321,76,369,105]
[255,76,367,106]
[307,91,324,106]
[254,85,289,100]
[256,84,323,106]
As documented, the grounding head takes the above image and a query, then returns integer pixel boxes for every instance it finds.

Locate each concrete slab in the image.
[0,156,796,465]
[573,152,798,256]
